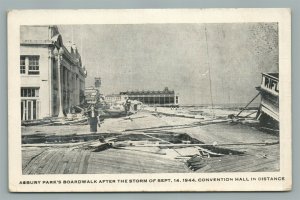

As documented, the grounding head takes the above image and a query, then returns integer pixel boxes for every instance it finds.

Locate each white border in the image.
[8,9,291,192]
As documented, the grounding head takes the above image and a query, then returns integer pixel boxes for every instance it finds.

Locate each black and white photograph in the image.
[8,9,291,192]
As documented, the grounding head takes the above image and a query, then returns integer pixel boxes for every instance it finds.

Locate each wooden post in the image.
[236,92,260,117]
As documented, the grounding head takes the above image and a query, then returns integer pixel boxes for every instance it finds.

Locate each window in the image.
[21,88,39,97]
[21,100,39,120]
[20,56,25,74]
[28,56,39,75]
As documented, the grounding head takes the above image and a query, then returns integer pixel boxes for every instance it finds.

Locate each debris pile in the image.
[187,155,206,171]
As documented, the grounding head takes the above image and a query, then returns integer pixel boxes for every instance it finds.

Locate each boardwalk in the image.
[22,146,190,174]
[22,142,279,174]
[22,111,280,174]
[196,147,279,172]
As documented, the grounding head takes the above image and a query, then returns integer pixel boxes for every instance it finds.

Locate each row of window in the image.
[20,56,40,75]
[21,88,39,97]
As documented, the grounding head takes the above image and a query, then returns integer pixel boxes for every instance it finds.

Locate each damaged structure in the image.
[256,73,279,129]
[20,25,87,120]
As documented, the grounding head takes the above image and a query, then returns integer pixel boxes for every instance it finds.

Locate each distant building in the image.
[120,87,179,107]
[20,25,87,120]
[104,94,122,106]
[84,77,103,104]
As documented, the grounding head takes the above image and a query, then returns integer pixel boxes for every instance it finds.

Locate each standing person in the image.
[88,105,99,133]
[125,99,131,116]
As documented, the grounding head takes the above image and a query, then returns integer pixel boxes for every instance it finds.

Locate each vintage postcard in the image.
[8,9,291,192]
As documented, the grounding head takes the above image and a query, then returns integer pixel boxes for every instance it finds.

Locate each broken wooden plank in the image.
[110,141,279,148]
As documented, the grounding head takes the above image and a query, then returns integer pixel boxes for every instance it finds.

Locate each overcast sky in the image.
[58,23,278,105]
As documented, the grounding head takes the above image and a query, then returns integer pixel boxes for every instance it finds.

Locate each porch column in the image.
[54,47,65,118]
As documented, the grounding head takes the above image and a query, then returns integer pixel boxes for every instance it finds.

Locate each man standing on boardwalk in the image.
[124,99,131,116]
[87,105,100,133]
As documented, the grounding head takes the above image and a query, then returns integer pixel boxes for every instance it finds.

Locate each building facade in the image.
[20,25,87,120]
[120,87,179,107]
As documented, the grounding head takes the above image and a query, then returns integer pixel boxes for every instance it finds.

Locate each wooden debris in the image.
[109,141,279,148]
[187,155,206,171]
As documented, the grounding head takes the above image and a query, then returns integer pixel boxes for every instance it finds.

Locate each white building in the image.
[20,25,87,120]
